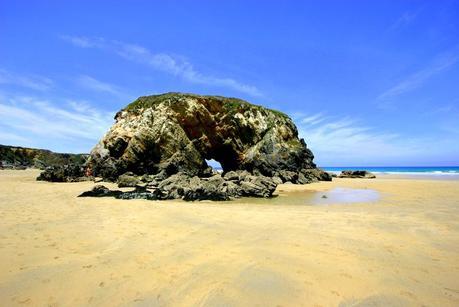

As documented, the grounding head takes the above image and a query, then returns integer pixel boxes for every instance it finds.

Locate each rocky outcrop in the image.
[37,165,92,182]
[338,170,376,179]
[87,93,326,178]
[79,92,331,200]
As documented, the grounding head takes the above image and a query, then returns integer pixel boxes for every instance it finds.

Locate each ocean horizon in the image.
[321,166,459,175]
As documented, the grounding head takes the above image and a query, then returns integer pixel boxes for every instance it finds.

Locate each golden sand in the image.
[0,169,458,306]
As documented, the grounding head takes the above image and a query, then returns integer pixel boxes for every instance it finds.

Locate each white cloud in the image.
[62,35,262,97]
[60,35,103,48]
[77,75,122,96]
[300,112,326,125]
[0,69,53,91]
[296,113,428,166]
[0,131,31,144]
[0,94,114,152]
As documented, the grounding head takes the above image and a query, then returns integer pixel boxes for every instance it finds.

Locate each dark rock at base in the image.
[78,172,277,201]
[239,175,277,198]
[37,164,92,182]
[301,169,333,182]
[277,170,298,183]
[223,170,240,181]
[78,185,122,197]
[115,186,162,200]
[183,175,232,201]
[338,170,376,179]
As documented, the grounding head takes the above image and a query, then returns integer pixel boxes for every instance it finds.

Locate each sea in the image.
[322,166,459,176]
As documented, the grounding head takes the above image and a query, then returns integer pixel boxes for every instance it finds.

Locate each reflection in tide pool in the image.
[234,187,380,206]
[312,187,380,205]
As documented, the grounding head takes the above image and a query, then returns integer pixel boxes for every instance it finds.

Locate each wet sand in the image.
[0,169,458,306]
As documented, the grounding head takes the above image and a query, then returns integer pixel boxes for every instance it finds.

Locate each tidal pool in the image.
[236,187,380,206]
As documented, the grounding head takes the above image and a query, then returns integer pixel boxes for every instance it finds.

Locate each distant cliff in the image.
[0,144,87,169]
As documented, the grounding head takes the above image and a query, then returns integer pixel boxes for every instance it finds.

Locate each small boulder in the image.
[115,186,162,200]
[240,175,277,198]
[338,170,376,179]
[78,185,122,197]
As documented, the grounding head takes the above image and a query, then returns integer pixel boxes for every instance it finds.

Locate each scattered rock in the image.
[338,170,376,179]
[78,185,122,197]
[301,169,333,182]
[78,172,277,201]
[115,186,161,200]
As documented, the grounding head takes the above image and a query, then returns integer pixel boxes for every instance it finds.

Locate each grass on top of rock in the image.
[123,92,290,120]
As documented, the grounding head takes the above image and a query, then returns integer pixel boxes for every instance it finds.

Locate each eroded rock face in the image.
[88,93,321,179]
[80,92,330,200]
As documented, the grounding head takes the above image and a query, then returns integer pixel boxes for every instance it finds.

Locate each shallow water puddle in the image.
[312,187,380,205]
[236,187,380,206]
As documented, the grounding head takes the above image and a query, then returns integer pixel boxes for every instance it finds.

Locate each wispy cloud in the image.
[0,94,114,152]
[60,35,101,48]
[295,113,426,165]
[0,69,53,91]
[62,35,262,97]
[76,75,122,96]
[377,49,459,108]
[0,131,31,144]
[389,8,422,31]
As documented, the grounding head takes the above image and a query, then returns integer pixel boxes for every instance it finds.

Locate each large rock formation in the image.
[88,93,321,179]
[79,92,331,200]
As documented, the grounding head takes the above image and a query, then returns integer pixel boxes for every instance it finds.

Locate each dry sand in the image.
[0,169,458,306]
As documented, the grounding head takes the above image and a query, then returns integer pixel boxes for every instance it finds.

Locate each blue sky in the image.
[1,0,458,166]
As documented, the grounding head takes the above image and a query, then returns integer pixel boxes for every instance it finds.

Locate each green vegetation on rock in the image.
[123,92,290,119]
[0,145,87,169]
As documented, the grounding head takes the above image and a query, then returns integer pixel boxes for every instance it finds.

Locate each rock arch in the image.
[88,92,326,184]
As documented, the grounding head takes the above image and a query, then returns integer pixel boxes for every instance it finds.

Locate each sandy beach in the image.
[0,169,458,306]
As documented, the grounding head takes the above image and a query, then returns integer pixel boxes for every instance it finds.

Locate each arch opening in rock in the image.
[205,159,223,172]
